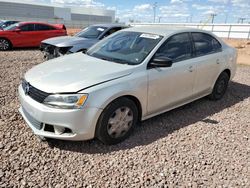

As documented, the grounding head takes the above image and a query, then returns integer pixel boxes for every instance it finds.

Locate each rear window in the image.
[192,32,222,56]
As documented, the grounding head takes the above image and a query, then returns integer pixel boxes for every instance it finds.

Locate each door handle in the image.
[216,59,220,64]
[188,66,193,72]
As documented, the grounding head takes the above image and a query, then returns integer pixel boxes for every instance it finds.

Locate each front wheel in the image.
[0,38,11,51]
[95,98,138,145]
[209,72,230,100]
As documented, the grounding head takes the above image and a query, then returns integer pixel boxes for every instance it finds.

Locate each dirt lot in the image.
[0,49,249,187]
[223,39,250,66]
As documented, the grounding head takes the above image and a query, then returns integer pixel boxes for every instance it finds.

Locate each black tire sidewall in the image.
[210,72,229,100]
[96,98,138,145]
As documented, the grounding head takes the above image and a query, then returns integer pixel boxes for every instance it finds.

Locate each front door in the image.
[147,33,196,115]
[15,24,36,47]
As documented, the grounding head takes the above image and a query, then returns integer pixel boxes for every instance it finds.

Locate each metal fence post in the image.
[228,25,232,39]
[248,27,250,40]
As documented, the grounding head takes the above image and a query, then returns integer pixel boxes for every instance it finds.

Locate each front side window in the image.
[155,33,192,62]
[102,27,122,38]
[75,26,107,39]
[20,24,35,32]
[87,31,163,65]
[192,32,222,56]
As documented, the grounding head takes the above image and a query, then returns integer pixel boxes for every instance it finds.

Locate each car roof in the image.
[91,23,127,28]
[18,22,55,26]
[124,25,210,37]
[1,20,18,23]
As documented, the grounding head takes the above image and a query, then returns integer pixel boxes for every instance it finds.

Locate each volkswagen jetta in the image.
[19,26,237,144]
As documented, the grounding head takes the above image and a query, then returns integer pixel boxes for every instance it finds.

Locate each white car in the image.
[19,26,237,144]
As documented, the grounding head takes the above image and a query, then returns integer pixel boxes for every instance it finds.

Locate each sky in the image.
[7,0,250,23]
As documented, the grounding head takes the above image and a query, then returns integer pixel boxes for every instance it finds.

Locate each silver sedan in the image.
[19,26,237,144]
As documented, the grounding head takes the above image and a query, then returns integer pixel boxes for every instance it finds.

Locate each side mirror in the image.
[149,56,173,68]
[14,28,21,32]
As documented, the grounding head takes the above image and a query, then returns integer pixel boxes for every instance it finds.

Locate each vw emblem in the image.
[24,84,30,95]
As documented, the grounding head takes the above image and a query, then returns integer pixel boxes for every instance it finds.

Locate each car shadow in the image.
[11,47,40,51]
[47,81,250,153]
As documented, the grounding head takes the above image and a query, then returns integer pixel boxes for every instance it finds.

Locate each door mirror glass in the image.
[14,28,21,32]
[149,56,173,68]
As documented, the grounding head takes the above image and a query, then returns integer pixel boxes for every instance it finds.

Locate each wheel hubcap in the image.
[107,107,134,138]
[0,39,9,50]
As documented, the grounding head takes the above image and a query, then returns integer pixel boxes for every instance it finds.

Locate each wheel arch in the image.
[100,95,143,122]
[222,69,231,79]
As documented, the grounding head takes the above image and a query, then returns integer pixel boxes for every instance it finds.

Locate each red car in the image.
[0,22,67,50]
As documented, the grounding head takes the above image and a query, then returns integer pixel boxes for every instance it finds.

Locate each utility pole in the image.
[225,13,228,23]
[153,2,157,23]
[210,13,217,23]
[158,16,162,23]
[190,14,193,23]
[238,17,246,24]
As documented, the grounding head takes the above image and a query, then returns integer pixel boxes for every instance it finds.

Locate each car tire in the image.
[0,38,12,51]
[209,72,230,100]
[95,98,138,145]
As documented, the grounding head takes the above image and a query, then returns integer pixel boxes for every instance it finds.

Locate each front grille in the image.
[22,80,50,103]
[22,108,42,130]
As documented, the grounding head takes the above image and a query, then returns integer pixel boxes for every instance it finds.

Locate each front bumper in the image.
[18,85,102,141]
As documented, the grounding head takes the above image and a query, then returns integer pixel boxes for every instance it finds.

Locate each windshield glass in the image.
[75,26,107,39]
[86,31,163,65]
[3,23,19,31]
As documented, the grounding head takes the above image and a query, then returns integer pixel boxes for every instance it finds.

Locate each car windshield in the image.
[75,26,107,39]
[3,23,19,31]
[86,31,163,65]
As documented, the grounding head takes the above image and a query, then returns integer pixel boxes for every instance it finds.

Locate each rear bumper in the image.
[18,85,103,141]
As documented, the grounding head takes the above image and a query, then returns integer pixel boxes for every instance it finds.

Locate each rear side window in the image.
[20,24,35,31]
[155,33,192,62]
[192,32,222,56]
[35,24,55,31]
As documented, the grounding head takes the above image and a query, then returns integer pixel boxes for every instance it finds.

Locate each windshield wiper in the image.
[86,53,134,65]
[108,57,133,65]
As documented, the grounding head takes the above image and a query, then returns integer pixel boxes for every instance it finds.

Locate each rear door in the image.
[191,32,224,95]
[34,24,61,46]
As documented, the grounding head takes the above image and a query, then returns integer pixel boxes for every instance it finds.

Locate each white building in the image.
[0,0,115,28]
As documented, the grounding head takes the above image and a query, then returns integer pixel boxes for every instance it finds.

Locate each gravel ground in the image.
[0,49,249,187]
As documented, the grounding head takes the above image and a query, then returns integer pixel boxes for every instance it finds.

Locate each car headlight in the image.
[43,94,88,109]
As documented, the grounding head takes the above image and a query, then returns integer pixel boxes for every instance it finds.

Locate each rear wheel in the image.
[0,38,11,50]
[95,98,138,145]
[209,72,230,100]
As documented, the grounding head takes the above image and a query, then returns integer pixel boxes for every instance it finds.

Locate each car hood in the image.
[25,53,133,93]
[42,36,98,48]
